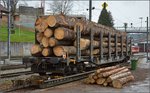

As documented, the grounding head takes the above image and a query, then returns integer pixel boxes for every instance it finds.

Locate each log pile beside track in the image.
[30,14,128,57]
[84,65,134,88]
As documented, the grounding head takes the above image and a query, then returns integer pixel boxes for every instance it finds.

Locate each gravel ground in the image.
[1,58,150,93]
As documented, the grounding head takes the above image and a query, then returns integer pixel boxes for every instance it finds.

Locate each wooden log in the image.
[35,20,48,32]
[115,68,129,74]
[36,32,44,43]
[93,75,98,80]
[74,21,126,37]
[53,46,76,56]
[107,71,131,83]
[97,73,103,78]
[81,47,126,55]
[96,78,106,85]
[96,65,120,74]
[102,67,126,77]
[103,81,108,87]
[74,38,90,50]
[86,73,96,84]
[90,78,95,84]
[46,14,78,28]
[35,16,48,26]
[54,27,76,40]
[30,44,42,56]
[74,38,123,50]
[35,17,42,26]
[112,75,134,88]
[42,48,52,57]
[41,36,49,47]
[109,83,113,87]
[44,28,53,38]
[84,78,91,84]
[106,68,129,82]
[49,37,72,47]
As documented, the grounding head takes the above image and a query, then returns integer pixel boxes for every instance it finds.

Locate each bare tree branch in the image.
[49,0,73,15]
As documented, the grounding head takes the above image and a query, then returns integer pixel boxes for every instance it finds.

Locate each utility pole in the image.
[89,0,93,62]
[146,17,149,62]
[7,0,11,61]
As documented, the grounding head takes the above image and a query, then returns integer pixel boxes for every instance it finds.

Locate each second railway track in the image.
[0,71,33,78]
[3,70,95,93]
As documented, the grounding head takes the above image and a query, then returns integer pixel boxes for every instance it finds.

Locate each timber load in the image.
[31,14,128,57]
[84,65,134,88]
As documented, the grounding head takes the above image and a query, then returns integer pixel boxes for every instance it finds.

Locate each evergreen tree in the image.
[98,2,114,27]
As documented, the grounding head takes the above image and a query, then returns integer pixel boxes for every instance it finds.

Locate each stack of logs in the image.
[30,14,127,57]
[84,65,134,88]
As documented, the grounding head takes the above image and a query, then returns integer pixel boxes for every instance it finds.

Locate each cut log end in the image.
[41,37,49,47]
[35,20,48,32]
[30,44,42,55]
[44,28,53,38]
[42,48,52,57]
[35,17,42,26]
[54,28,65,40]
[36,32,44,43]
[53,46,76,57]
[53,46,65,57]
[46,15,56,27]
[49,38,57,47]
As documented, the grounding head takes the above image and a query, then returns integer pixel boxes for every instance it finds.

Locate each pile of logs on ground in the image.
[84,65,134,88]
[30,14,127,57]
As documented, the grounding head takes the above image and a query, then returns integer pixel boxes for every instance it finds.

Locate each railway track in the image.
[0,71,33,78]
[3,59,128,93]
[0,64,31,71]
[3,70,95,93]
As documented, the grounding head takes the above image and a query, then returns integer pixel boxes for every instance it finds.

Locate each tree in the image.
[49,0,73,15]
[98,2,114,27]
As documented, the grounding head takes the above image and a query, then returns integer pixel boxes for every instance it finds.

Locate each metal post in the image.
[146,17,149,62]
[115,34,118,59]
[0,11,1,62]
[126,36,128,56]
[89,0,92,21]
[124,23,128,56]
[89,0,93,62]
[7,0,11,61]
[108,33,111,61]
[99,32,103,63]
[121,36,124,57]
[76,25,81,62]
[130,37,132,56]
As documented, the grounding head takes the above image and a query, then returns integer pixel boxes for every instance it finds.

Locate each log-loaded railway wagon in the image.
[27,14,131,75]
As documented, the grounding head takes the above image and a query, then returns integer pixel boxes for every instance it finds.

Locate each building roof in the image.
[0,4,8,13]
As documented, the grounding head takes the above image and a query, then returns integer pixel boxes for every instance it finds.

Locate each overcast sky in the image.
[18,0,149,28]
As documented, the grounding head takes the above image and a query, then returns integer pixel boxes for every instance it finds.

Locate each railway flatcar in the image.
[26,14,131,75]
